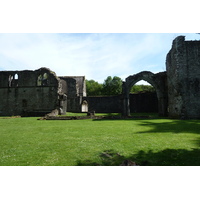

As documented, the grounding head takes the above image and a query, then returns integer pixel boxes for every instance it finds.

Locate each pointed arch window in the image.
[37,73,49,86]
[8,75,13,87]
[8,73,19,87]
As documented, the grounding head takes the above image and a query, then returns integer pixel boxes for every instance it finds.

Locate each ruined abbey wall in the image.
[122,71,168,117]
[166,36,200,119]
[83,92,158,113]
[1,35,200,119]
[0,68,86,116]
[59,76,86,112]
[0,68,66,116]
[129,92,158,113]
[83,95,122,113]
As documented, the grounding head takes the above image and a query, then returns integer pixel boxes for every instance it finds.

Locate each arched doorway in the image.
[122,71,168,117]
[129,80,158,114]
[82,100,88,112]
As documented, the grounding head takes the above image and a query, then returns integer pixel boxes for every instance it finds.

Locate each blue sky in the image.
[0,33,199,83]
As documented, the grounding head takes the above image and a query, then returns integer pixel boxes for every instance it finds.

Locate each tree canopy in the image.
[102,76,123,95]
[86,77,155,96]
[130,84,155,93]
[86,79,103,96]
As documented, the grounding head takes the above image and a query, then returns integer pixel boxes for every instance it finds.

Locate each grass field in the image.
[0,113,200,166]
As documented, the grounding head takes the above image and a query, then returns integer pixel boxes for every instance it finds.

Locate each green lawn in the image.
[0,114,200,166]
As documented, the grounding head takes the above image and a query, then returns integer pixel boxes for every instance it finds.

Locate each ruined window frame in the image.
[8,73,19,87]
[8,75,14,87]
[37,73,49,86]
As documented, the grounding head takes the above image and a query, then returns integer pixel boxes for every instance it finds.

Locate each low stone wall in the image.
[129,92,158,113]
[83,92,158,113]
[83,95,122,113]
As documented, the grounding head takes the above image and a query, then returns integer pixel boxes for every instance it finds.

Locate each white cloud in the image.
[0,33,199,83]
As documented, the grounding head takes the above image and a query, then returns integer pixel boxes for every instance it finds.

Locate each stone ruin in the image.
[122,71,168,117]
[122,36,200,119]
[166,36,200,119]
[0,67,86,116]
[1,36,200,119]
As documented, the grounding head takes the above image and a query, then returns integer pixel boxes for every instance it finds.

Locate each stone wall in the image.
[0,68,66,116]
[83,96,122,113]
[129,92,158,113]
[67,97,82,113]
[122,71,168,116]
[166,36,200,119]
[3,36,200,119]
[59,77,77,97]
[59,76,86,112]
[83,92,158,113]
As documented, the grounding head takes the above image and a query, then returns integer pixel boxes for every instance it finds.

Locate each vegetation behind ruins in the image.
[86,76,123,96]
[86,76,155,96]
[130,84,155,93]
[0,115,200,166]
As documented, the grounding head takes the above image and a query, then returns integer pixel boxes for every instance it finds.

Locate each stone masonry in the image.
[166,36,200,119]
[122,71,168,117]
[0,68,66,116]
[121,36,200,119]
[0,68,86,116]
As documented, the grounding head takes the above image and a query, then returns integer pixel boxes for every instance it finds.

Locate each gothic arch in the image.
[122,71,168,117]
[81,100,88,112]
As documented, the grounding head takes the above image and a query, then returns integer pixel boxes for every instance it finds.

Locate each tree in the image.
[130,84,155,93]
[86,79,103,96]
[102,76,123,95]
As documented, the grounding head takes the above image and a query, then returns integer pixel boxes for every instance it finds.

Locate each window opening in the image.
[8,75,13,87]
[37,73,48,86]
[14,74,18,80]
[37,74,43,86]
[14,73,19,87]
[82,100,88,112]
[130,80,155,94]
[42,73,48,86]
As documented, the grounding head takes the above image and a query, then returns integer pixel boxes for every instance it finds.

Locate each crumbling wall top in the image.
[0,67,60,88]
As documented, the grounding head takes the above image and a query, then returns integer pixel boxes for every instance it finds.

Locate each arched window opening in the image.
[37,74,43,86]
[14,74,18,80]
[42,73,48,86]
[82,100,88,112]
[14,74,19,87]
[129,80,158,115]
[130,80,155,94]
[8,75,13,87]
[37,73,48,86]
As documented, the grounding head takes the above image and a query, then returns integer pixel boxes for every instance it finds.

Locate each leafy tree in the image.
[130,84,155,93]
[86,78,155,96]
[102,76,123,95]
[86,79,103,96]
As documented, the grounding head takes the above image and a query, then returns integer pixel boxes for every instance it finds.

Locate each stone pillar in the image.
[122,82,130,117]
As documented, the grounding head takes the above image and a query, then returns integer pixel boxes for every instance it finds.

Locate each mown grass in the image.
[0,114,200,166]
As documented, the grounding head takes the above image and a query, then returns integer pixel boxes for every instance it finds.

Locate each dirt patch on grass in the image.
[1,116,21,119]
[38,115,153,120]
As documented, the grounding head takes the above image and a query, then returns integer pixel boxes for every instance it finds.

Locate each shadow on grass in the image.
[92,113,166,121]
[93,117,200,135]
[76,148,200,166]
[136,120,200,135]
[85,115,200,166]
